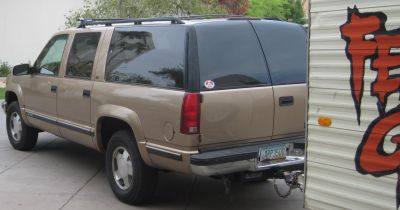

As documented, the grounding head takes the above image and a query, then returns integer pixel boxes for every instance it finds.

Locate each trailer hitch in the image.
[273,170,304,198]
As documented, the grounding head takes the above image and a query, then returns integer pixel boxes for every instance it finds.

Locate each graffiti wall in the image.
[306,1,400,210]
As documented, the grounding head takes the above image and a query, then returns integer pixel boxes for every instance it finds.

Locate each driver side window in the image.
[34,34,68,76]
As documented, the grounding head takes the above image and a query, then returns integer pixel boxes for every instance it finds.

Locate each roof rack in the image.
[263,17,281,21]
[78,17,185,28]
[228,16,261,20]
[178,14,244,20]
[77,15,274,28]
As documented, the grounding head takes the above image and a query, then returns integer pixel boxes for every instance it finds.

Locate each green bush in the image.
[0,61,11,77]
[247,0,306,24]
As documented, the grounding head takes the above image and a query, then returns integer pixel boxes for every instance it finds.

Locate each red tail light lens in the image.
[180,93,201,134]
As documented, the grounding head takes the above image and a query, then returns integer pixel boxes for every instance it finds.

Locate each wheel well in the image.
[97,117,132,151]
[6,91,18,104]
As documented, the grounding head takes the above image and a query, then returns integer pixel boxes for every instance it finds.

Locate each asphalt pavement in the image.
[0,110,304,210]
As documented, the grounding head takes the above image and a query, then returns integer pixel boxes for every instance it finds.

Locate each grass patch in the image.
[0,88,5,99]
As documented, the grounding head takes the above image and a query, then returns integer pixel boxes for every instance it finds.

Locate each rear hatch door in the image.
[195,21,275,146]
[250,20,308,137]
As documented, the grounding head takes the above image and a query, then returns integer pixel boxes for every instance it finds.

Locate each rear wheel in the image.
[105,130,157,204]
[6,101,38,151]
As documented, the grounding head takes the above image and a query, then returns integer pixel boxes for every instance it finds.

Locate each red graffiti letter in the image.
[340,7,381,123]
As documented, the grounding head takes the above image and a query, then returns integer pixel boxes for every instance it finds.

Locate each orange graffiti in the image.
[340,6,400,209]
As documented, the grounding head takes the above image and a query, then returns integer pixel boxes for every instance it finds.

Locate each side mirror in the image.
[12,64,31,76]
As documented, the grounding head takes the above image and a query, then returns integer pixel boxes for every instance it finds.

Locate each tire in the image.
[105,130,157,204]
[6,101,38,151]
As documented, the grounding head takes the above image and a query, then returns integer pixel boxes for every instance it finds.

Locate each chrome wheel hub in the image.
[112,146,133,190]
[10,112,22,142]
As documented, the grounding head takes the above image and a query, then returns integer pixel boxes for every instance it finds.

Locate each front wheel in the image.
[105,130,157,204]
[6,101,38,151]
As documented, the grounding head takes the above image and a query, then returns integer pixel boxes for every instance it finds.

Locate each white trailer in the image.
[305,1,400,210]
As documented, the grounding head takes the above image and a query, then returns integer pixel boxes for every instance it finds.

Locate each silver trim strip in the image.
[58,119,93,136]
[145,143,199,161]
[254,156,305,170]
[146,145,182,161]
[146,142,198,155]
[146,145,182,157]
[191,157,304,176]
[25,109,94,136]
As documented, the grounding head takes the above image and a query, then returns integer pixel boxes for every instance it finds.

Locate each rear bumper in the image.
[190,138,304,176]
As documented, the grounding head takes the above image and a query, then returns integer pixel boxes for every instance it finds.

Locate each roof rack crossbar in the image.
[227,17,261,20]
[263,17,281,21]
[78,17,185,28]
[178,14,244,20]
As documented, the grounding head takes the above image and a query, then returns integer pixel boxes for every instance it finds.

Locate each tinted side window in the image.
[195,21,270,91]
[251,21,307,85]
[66,32,101,79]
[105,26,186,89]
[34,34,68,76]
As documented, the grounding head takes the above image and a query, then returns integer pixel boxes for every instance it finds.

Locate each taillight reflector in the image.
[180,93,201,134]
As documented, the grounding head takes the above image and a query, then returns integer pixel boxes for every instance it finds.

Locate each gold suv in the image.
[3,16,307,204]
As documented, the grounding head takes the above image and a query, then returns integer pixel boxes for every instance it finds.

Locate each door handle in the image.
[50,85,57,93]
[83,89,91,98]
[279,96,294,106]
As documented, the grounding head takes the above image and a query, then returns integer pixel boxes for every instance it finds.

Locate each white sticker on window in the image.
[204,80,215,89]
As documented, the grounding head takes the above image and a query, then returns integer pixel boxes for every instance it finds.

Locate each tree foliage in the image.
[247,0,305,24]
[0,61,11,77]
[65,0,227,28]
[246,0,283,19]
[281,0,305,24]
[218,0,249,15]
[65,0,305,27]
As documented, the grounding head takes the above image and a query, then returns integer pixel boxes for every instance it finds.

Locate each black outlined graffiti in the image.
[340,6,400,209]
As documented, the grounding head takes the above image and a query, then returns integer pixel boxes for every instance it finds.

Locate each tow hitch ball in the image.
[273,170,304,198]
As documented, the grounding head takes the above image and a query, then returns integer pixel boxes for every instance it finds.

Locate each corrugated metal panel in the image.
[308,88,400,133]
[306,1,400,210]
[307,125,397,179]
[311,0,400,13]
[309,51,385,91]
[310,5,400,50]
[306,162,397,210]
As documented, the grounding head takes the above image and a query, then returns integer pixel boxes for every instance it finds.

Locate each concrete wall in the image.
[0,0,84,66]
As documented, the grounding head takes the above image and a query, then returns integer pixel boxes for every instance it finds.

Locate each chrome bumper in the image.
[190,139,304,176]
[1,101,6,113]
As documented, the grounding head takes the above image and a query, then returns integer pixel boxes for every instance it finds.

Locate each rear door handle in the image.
[83,89,91,98]
[279,96,294,106]
[50,85,57,93]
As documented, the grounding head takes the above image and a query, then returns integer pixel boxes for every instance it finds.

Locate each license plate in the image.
[258,144,287,162]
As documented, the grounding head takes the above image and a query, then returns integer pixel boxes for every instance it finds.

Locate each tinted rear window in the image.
[195,21,270,91]
[105,26,186,89]
[251,20,307,85]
